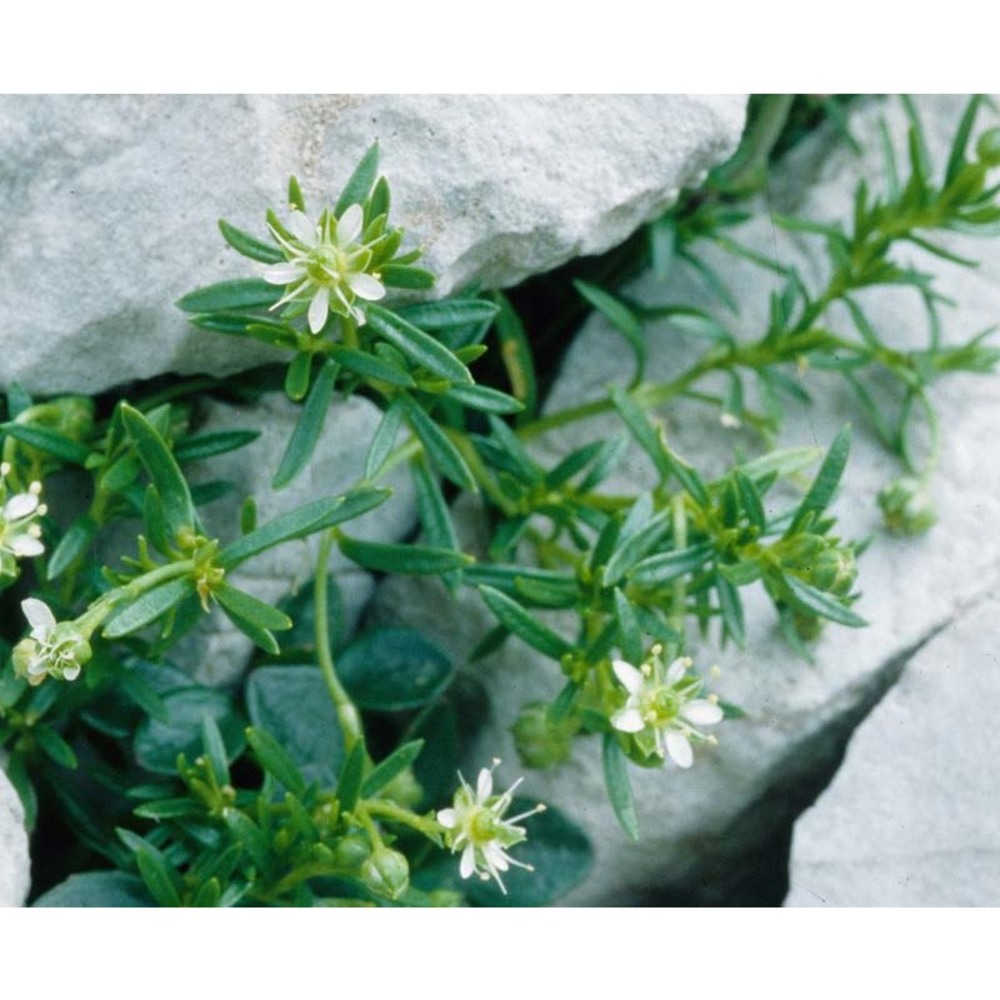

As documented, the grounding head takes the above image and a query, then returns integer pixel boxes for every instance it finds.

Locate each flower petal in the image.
[612,659,644,694]
[3,492,38,520]
[476,766,493,802]
[666,732,693,768]
[346,272,386,301]
[436,808,457,829]
[22,597,56,634]
[666,657,689,684]
[459,845,476,879]
[63,665,81,681]
[682,699,723,725]
[611,707,645,733]
[336,204,364,246]
[288,210,317,245]
[10,535,44,557]
[308,287,330,334]
[261,262,305,285]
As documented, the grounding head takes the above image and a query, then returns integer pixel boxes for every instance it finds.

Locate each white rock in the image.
[374,96,1000,903]
[0,95,746,396]
[0,766,30,907]
[178,392,417,686]
[785,592,1000,906]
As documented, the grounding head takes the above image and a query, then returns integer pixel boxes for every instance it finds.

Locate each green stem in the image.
[669,494,688,641]
[363,799,442,840]
[314,529,363,753]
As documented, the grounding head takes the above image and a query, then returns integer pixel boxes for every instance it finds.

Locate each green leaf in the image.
[610,386,670,479]
[273,358,339,489]
[790,425,851,532]
[650,216,677,280]
[135,846,183,908]
[575,280,645,382]
[361,740,425,797]
[176,279,281,313]
[201,715,230,786]
[397,299,498,334]
[338,627,455,711]
[444,383,524,415]
[134,687,245,776]
[102,578,195,639]
[478,586,574,661]
[245,726,307,797]
[658,306,733,344]
[602,508,672,587]
[782,574,868,628]
[613,589,643,665]
[338,534,471,575]
[738,446,821,483]
[119,669,169,723]
[284,351,313,402]
[734,470,766,531]
[331,346,415,388]
[0,422,91,465]
[335,141,380,216]
[172,430,261,464]
[664,449,710,508]
[365,401,405,482]
[121,403,196,538]
[33,871,152,907]
[35,725,78,770]
[402,398,476,491]
[628,542,713,587]
[224,809,269,871]
[46,515,98,581]
[716,571,746,646]
[246,666,345,787]
[602,735,640,841]
[366,305,473,386]
[218,219,284,264]
[492,292,538,418]
[336,742,366,813]
[217,488,390,569]
[215,583,292,633]
[380,264,436,290]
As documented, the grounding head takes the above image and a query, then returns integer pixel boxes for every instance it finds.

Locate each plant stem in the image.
[314,529,363,753]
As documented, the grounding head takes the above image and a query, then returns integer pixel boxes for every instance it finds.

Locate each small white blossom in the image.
[436,759,544,894]
[0,465,46,578]
[262,204,385,333]
[12,598,92,687]
[611,648,723,767]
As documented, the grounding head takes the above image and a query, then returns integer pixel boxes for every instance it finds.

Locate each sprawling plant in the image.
[2,95,997,905]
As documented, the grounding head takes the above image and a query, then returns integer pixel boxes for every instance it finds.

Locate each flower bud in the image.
[361,846,410,901]
[379,767,424,809]
[331,833,371,872]
[878,477,937,536]
[512,702,575,770]
[977,127,1000,168]
[809,546,858,597]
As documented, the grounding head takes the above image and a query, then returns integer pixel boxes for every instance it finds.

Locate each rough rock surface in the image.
[0,766,30,906]
[0,94,746,396]
[179,392,417,686]
[373,96,1000,904]
[785,592,1000,906]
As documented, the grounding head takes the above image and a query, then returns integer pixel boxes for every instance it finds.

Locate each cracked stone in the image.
[785,591,1000,906]
[372,96,1000,904]
[0,94,746,396]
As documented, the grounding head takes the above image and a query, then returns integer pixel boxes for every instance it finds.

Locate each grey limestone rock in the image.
[0,94,746,396]
[785,592,1000,906]
[373,96,1000,904]
[0,766,30,907]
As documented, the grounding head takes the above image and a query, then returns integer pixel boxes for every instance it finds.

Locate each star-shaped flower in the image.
[436,759,544,894]
[261,204,386,333]
[12,598,92,686]
[611,651,723,767]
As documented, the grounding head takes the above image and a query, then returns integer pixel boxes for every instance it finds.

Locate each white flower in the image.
[261,204,386,333]
[0,465,46,578]
[436,759,544,894]
[611,651,723,767]
[12,598,92,687]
